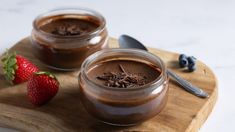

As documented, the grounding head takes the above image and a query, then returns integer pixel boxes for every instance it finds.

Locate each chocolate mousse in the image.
[79,59,168,125]
[31,9,108,70]
[40,16,100,36]
[88,60,161,88]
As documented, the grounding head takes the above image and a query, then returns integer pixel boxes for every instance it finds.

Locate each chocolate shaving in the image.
[119,64,127,73]
[96,64,147,88]
[51,23,81,36]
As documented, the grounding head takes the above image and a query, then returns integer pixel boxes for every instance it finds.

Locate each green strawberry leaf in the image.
[1,51,17,83]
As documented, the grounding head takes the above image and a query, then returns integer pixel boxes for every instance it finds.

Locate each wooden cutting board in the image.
[0,37,217,132]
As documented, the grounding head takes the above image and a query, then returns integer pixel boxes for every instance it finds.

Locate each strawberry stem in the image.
[35,71,57,80]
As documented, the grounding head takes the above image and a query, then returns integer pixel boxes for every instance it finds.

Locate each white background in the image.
[0,0,235,131]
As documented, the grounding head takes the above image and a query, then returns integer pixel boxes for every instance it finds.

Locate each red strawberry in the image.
[27,71,59,106]
[1,52,39,84]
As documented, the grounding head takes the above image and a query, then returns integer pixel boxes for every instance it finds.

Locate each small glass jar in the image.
[31,8,108,71]
[79,49,169,126]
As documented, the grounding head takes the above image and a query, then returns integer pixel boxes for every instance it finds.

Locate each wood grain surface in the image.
[0,37,218,132]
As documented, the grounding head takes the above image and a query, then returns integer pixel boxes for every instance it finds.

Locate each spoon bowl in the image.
[119,35,148,51]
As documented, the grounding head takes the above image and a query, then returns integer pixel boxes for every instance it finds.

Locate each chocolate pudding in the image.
[79,55,169,126]
[39,16,99,36]
[88,60,161,88]
[31,8,108,70]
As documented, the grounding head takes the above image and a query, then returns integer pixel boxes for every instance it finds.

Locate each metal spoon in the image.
[118,34,209,98]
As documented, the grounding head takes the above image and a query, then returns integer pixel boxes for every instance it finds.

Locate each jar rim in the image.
[80,48,168,92]
[32,7,106,39]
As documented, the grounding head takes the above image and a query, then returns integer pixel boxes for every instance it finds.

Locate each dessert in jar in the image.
[79,49,169,126]
[31,8,108,71]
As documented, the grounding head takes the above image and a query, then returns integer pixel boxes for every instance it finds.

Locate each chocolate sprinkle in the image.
[96,64,147,88]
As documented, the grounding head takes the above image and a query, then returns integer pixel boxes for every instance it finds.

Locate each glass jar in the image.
[31,8,108,71]
[79,49,169,126]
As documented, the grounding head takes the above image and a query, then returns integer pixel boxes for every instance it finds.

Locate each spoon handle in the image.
[167,70,209,98]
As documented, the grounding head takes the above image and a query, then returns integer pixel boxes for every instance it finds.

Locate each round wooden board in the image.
[0,37,218,132]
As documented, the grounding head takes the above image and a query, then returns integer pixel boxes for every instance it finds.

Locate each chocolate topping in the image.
[96,64,147,88]
[51,23,81,36]
[88,60,161,88]
[39,17,100,36]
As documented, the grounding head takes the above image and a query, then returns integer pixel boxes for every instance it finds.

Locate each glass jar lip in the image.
[81,48,168,92]
[32,7,106,39]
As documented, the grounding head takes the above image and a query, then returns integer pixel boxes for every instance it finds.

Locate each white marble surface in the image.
[0,0,234,131]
